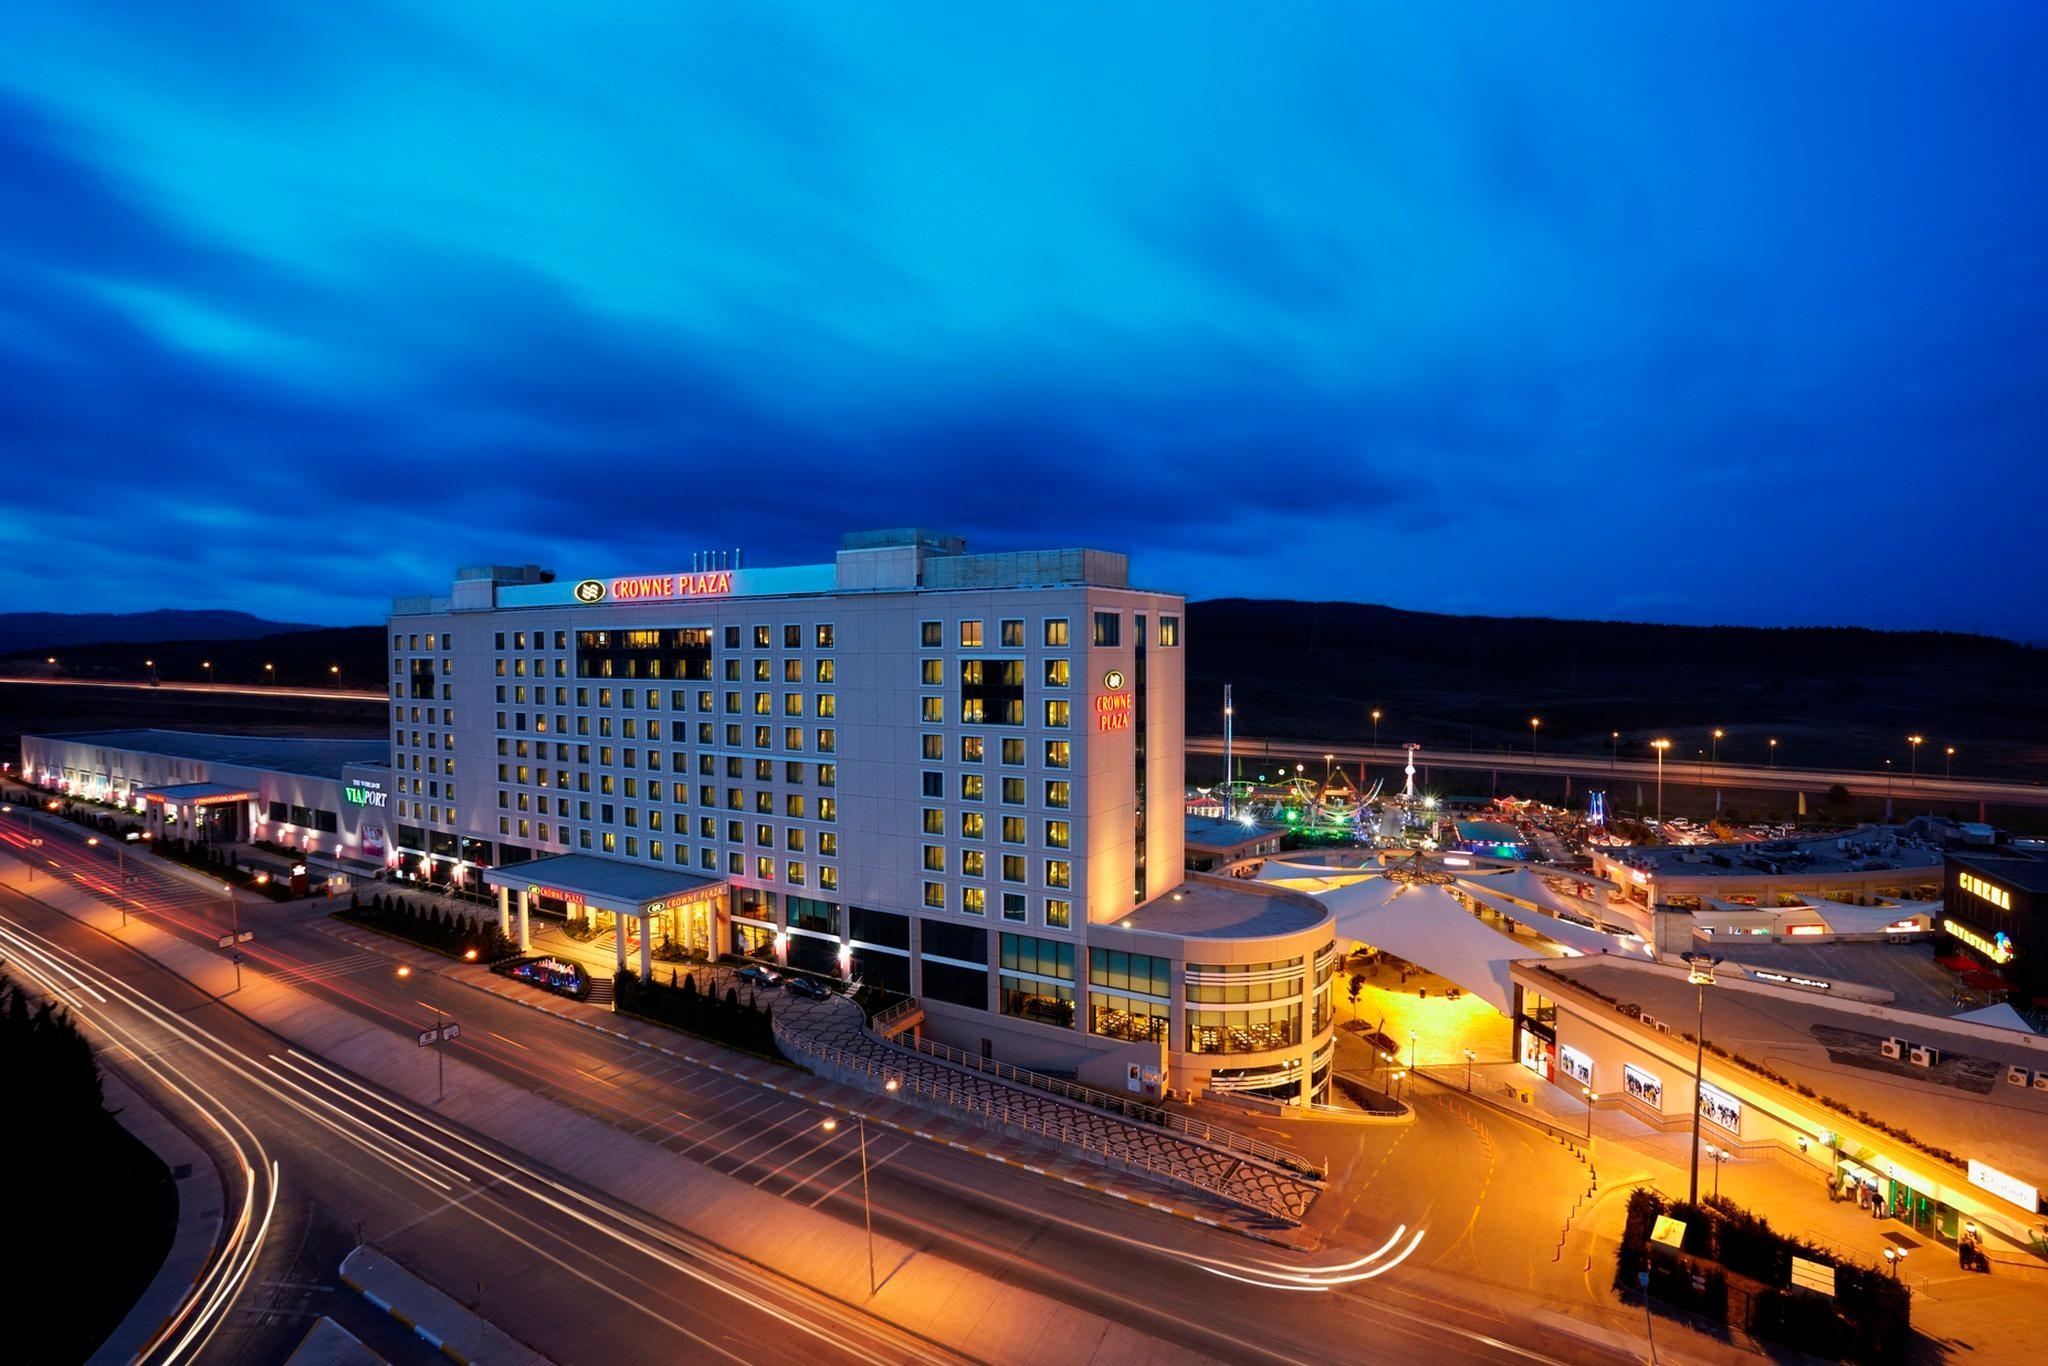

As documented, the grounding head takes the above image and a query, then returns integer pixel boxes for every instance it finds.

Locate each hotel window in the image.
[923,881,946,909]
[1000,619,1024,647]
[921,659,943,685]
[960,620,983,648]
[1044,820,1070,849]
[784,727,804,750]
[784,625,802,648]
[1045,700,1070,728]
[961,811,985,839]
[962,849,985,877]
[818,762,836,786]
[1045,741,1071,769]
[815,659,835,683]
[963,886,986,915]
[783,693,804,716]
[1044,659,1069,687]
[1045,898,1072,929]
[756,855,775,879]
[1002,893,1027,922]
[817,694,835,718]
[754,626,771,648]
[1045,780,1070,808]
[1045,860,1071,888]
[1002,816,1026,843]
[923,808,945,834]
[783,658,803,683]
[920,621,942,647]
[961,774,985,801]
[1044,619,1069,647]
[1002,777,1025,804]
[1002,854,1026,882]
[818,797,836,822]
[1159,616,1180,646]
[922,697,944,722]
[923,771,945,798]
[724,626,741,649]
[1092,612,1119,647]
[820,866,838,890]
[960,735,983,763]
[923,734,945,760]
[786,861,805,886]
[819,832,837,857]
[816,624,834,648]
[1001,738,1025,764]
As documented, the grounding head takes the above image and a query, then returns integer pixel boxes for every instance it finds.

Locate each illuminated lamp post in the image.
[1529,717,1540,756]
[1582,1087,1599,1176]
[1323,752,1334,784]
[822,1078,897,1299]
[1945,745,1955,781]
[1767,737,1777,769]
[1610,731,1619,771]
[145,658,158,685]
[1371,709,1382,748]
[1651,740,1672,823]
[330,664,342,685]
[1680,950,1722,1207]
[264,662,276,685]
[1710,729,1723,767]
[202,659,214,684]
[1462,1047,1476,1092]
[1908,735,1923,785]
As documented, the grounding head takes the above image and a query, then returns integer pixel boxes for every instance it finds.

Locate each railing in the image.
[870,997,922,1037]
[771,1018,1309,1220]
[883,1015,1323,1179]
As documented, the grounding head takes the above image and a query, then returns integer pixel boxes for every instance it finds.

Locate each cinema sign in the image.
[574,570,735,604]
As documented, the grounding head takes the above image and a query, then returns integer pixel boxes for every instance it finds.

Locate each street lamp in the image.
[1710,729,1723,766]
[1651,739,1672,823]
[1371,709,1382,748]
[1767,738,1778,769]
[822,1112,880,1295]
[1324,752,1334,783]
[264,662,276,684]
[1610,731,1620,769]
[202,659,214,684]
[1705,1143,1727,1201]
[1409,1028,1417,1070]
[329,664,342,682]
[1582,1087,1599,1172]
[1681,950,1722,1208]
[1462,1047,1476,1092]
[1945,745,1956,781]
[1908,735,1923,784]
[1529,717,1540,756]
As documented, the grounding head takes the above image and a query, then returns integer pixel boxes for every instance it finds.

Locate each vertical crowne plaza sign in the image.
[1095,669,1133,732]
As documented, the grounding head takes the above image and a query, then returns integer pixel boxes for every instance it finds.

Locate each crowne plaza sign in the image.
[574,571,733,604]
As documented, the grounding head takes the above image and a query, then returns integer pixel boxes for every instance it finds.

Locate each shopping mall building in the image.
[25,530,1335,1102]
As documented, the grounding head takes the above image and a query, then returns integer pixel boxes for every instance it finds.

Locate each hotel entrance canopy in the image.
[481,853,727,971]
[136,782,258,804]
[481,852,724,917]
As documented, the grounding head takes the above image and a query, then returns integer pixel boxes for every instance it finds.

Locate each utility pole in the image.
[1652,740,1671,823]
[1222,684,1234,819]
[226,884,243,993]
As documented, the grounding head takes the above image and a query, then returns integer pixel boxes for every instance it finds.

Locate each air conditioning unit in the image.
[2009,1066,2031,1088]
[1655,1021,1671,1035]
[2034,1071,2048,1093]
[1879,1039,1903,1060]
[1909,1046,1937,1068]
[1640,1014,1658,1031]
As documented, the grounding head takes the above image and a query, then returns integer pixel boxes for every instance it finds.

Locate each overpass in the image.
[1187,736,2048,810]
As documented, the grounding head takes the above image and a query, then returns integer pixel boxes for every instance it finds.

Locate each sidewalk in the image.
[339,1245,547,1365]
[321,916,1319,1248]
[86,1070,227,1366]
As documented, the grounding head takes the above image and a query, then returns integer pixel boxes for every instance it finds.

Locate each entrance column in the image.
[516,887,532,952]
[638,909,653,981]
[614,907,629,975]
[496,884,510,938]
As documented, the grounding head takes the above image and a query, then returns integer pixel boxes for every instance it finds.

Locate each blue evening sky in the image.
[3,4,2044,633]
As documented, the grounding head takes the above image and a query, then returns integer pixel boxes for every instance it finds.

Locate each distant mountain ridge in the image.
[0,610,316,655]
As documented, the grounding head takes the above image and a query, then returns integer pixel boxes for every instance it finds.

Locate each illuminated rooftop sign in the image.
[573,570,734,605]
[1945,917,2014,964]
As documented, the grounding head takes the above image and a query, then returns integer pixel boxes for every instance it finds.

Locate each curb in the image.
[337,1269,470,1364]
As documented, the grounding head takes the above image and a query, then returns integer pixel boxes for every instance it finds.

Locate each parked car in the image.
[784,975,831,1001]
[737,965,781,989]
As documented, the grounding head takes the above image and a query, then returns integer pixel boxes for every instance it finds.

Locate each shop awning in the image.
[136,783,257,805]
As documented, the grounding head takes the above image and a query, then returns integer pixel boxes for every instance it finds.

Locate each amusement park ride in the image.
[1204,741,1440,843]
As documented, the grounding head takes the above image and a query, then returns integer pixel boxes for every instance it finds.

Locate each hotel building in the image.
[381,529,1335,1101]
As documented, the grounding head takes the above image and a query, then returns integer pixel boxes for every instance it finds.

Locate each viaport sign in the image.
[573,571,734,605]
[343,782,389,808]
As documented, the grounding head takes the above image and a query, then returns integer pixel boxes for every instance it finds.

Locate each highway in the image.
[0,675,382,704]
[1189,736,2046,808]
[0,806,1649,1364]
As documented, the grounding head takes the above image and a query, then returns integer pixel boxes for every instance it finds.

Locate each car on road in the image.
[784,975,831,1001]
[737,965,781,989]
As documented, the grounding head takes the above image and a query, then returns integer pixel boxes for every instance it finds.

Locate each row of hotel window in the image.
[497,690,839,718]
[919,614,1180,649]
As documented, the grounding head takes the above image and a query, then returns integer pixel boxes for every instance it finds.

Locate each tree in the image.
[1826,783,1851,806]
[1347,973,1366,1020]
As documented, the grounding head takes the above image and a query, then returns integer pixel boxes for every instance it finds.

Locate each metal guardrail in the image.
[866,1001,1321,1179]
[770,1018,1307,1219]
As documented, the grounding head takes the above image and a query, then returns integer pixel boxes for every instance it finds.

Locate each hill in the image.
[0,610,315,655]
[1184,599,2048,780]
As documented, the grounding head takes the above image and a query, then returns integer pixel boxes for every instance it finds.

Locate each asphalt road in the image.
[0,808,1645,1365]
[1189,735,2044,806]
